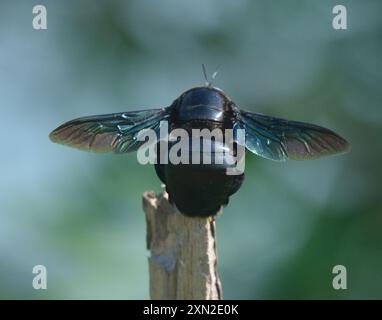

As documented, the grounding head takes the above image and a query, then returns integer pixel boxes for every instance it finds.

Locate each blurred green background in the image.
[1,0,381,299]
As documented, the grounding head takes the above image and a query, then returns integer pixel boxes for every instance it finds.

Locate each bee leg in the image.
[167,189,174,204]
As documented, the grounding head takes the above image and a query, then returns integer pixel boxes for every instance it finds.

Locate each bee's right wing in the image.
[49,108,170,153]
[237,110,350,161]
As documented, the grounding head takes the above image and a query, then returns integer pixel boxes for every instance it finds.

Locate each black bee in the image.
[50,80,350,217]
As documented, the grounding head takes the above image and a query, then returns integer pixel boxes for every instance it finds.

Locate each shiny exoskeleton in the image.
[50,85,350,217]
[154,87,244,216]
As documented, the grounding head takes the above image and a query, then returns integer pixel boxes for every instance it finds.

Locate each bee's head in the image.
[174,86,231,123]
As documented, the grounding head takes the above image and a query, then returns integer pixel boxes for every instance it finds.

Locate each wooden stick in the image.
[142,191,222,300]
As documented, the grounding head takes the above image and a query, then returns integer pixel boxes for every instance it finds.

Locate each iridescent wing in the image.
[49,108,170,153]
[237,110,350,161]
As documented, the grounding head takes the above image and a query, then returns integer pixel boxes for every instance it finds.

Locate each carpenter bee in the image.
[50,73,350,217]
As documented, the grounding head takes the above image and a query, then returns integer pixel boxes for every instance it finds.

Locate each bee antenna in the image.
[202,64,221,87]
[202,64,210,86]
[211,64,221,83]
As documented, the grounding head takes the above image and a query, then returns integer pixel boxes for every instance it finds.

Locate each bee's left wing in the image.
[49,108,170,153]
[237,110,350,161]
